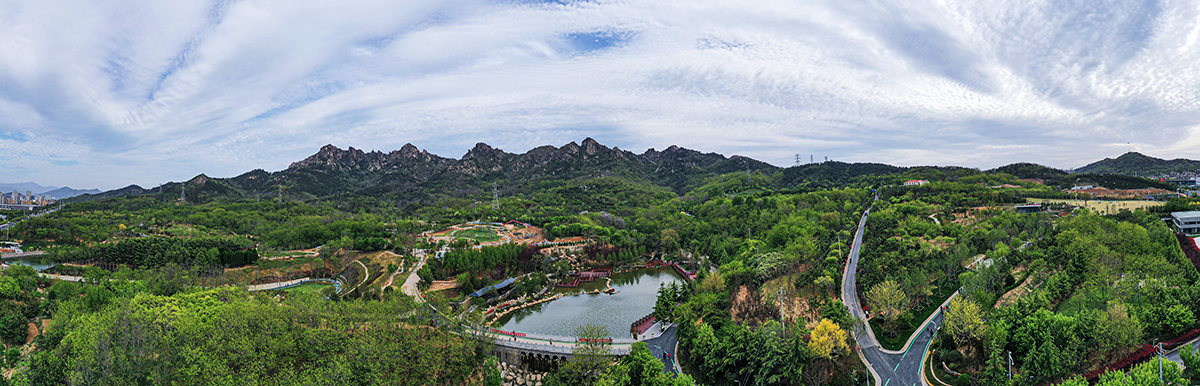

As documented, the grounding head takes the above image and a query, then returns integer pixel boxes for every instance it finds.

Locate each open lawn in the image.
[1025,198,1163,214]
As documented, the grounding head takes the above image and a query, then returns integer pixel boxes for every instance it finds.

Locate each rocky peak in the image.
[189,174,209,185]
[289,144,386,171]
[580,137,607,155]
[561,141,581,155]
[399,143,420,158]
[462,142,507,160]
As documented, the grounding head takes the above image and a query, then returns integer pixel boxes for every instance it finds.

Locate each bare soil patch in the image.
[428,280,459,292]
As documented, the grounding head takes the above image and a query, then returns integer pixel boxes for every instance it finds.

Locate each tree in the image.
[557,323,613,382]
[654,283,674,321]
[1087,358,1187,386]
[698,271,726,293]
[1162,304,1195,336]
[484,357,503,386]
[808,319,849,359]
[0,276,18,299]
[944,297,986,349]
[1181,343,1200,385]
[598,342,697,386]
[660,229,680,251]
[0,313,25,345]
[867,280,907,323]
[1026,340,1063,382]
[1095,301,1142,361]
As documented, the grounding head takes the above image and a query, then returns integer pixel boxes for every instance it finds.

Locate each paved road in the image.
[843,202,949,386]
[643,324,679,374]
[1167,337,1200,368]
[0,205,60,232]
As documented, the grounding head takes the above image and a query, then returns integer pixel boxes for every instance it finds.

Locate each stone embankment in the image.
[499,361,547,386]
[486,293,564,326]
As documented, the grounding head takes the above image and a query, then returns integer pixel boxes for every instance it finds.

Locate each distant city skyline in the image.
[4,0,1200,190]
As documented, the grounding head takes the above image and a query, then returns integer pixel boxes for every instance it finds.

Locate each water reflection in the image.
[495,268,682,338]
[4,259,53,271]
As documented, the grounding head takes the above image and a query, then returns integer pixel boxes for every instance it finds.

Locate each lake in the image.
[493,267,682,339]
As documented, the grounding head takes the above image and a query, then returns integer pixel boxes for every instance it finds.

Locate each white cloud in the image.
[2,0,1200,189]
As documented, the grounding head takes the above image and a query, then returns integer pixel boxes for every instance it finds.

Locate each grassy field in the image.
[452,227,501,242]
[282,282,333,294]
[1025,198,1163,214]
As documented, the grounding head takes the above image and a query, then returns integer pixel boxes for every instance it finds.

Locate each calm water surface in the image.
[5,259,53,271]
[494,268,682,338]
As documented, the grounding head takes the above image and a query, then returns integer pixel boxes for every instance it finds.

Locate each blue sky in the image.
[3,0,1200,190]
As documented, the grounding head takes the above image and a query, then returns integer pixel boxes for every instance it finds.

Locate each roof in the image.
[1172,211,1200,219]
[1014,204,1042,208]
[469,278,517,297]
[904,180,928,183]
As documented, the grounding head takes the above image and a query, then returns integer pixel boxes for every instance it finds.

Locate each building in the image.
[1070,185,1096,190]
[903,180,929,186]
[1166,178,1200,187]
[1172,211,1200,235]
[1014,204,1042,214]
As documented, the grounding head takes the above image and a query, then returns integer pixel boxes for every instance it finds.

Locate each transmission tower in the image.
[491,184,499,210]
[794,154,801,166]
[180,182,186,202]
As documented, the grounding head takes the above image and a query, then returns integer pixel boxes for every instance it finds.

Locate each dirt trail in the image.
[401,254,428,303]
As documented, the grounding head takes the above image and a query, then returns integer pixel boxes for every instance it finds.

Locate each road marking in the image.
[884,379,891,386]
[894,362,901,371]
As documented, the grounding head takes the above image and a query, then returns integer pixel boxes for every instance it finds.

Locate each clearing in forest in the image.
[1025,198,1162,214]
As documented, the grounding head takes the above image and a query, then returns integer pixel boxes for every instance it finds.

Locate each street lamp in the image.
[1008,351,1013,380]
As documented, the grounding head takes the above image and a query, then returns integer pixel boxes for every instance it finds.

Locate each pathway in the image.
[401,252,429,303]
[247,277,311,291]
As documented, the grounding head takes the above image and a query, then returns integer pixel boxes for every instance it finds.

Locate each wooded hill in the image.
[1076,152,1200,177]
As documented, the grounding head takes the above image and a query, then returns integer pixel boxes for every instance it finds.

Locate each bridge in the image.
[483,330,636,371]
[484,322,679,373]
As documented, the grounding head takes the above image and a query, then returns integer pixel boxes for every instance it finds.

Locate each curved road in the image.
[843,201,953,386]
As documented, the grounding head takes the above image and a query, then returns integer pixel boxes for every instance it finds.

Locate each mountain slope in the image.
[68,139,783,206]
[0,182,58,195]
[75,138,1101,208]
[41,187,102,199]
[1076,152,1200,177]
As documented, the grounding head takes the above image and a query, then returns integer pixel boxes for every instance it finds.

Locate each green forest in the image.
[2,158,1200,386]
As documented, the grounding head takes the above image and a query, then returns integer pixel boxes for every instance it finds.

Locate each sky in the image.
[3,0,1200,190]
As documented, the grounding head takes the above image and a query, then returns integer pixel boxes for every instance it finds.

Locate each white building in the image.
[1172,211,1200,235]
[903,180,929,186]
